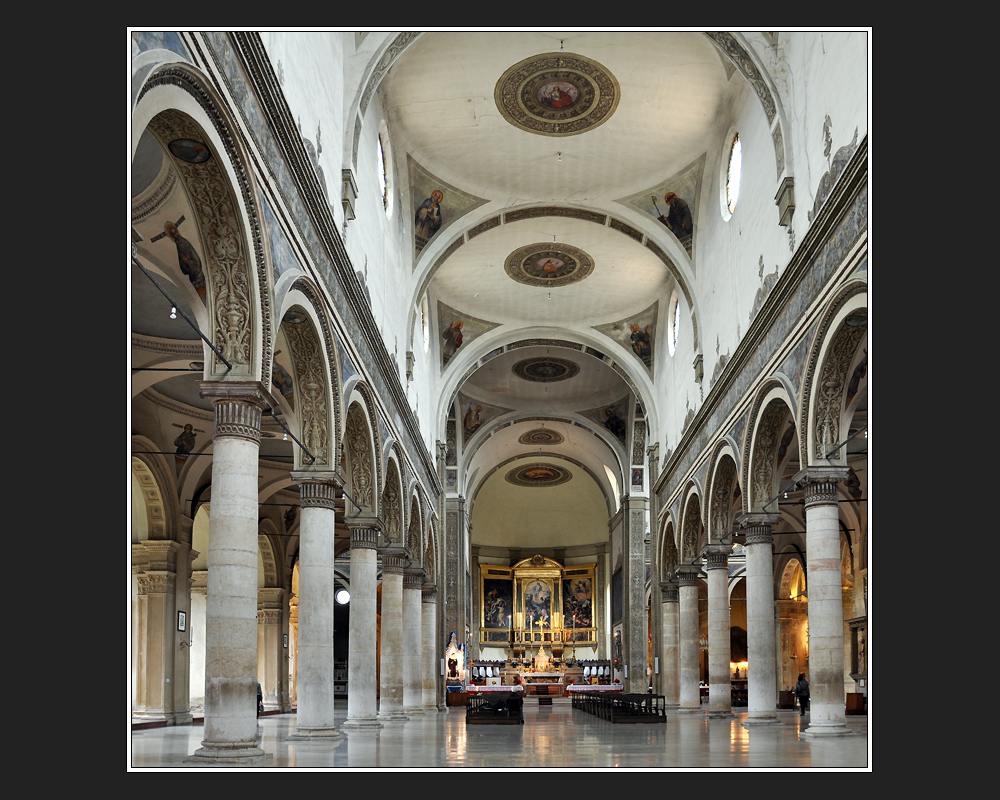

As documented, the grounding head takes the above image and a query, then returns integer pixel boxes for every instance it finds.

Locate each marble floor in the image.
[130,699,870,771]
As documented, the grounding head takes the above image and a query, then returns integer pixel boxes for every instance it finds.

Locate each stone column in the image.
[378,550,407,721]
[704,545,733,718]
[659,580,680,707]
[257,588,284,713]
[421,585,439,711]
[676,565,702,713]
[133,541,184,723]
[189,382,270,764]
[287,473,341,740]
[801,468,853,737]
[403,570,425,715]
[739,513,782,727]
[342,517,383,730]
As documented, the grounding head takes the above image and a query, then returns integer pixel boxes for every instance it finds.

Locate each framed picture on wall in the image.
[177,610,187,632]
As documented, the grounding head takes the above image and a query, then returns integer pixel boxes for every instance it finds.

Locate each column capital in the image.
[703,546,729,571]
[800,466,850,509]
[421,584,437,601]
[346,516,382,550]
[292,471,342,510]
[737,512,779,546]
[200,380,272,444]
[659,581,679,602]
[404,569,425,590]
[676,565,702,586]
[381,550,407,575]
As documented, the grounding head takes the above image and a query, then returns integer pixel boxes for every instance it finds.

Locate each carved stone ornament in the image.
[284,316,330,466]
[710,458,737,542]
[201,382,269,444]
[814,317,867,462]
[504,242,595,288]
[382,469,402,543]
[752,402,784,510]
[682,496,702,564]
[151,110,255,375]
[495,53,620,137]
[346,408,374,510]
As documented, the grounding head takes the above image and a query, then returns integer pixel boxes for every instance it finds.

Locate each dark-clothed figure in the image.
[794,673,809,717]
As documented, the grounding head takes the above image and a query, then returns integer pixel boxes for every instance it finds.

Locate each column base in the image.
[187,743,272,764]
[405,707,425,716]
[800,721,854,738]
[286,727,342,741]
[741,715,783,728]
[705,709,734,719]
[341,717,383,731]
[677,705,703,714]
[377,709,409,722]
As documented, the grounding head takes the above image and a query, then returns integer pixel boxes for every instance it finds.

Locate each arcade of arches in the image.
[130,31,869,762]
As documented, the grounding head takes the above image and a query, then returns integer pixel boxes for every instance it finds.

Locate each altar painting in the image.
[483,578,513,629]
[563,577,593,629]
[524,579,552,629]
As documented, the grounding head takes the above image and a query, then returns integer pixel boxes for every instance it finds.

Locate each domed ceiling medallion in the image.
[505,463,573,488]
[519,428,565,446]
[495,53,621,137]
[504,243,594,288]
[512,357,580,383]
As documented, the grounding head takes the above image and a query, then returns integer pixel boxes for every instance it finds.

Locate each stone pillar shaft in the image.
[191,384,269,763]
[288,474,340,739]
[659,582,680,707]
[422,587,438,711]
[343,520,382,729]
[677,569,701,712]
[378,553,406,721]
[802,470,852,737]
[740,514,781,726]
[403,572,424,714]
[705,548,733,717]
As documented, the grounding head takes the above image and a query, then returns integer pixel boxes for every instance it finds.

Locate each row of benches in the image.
[466,693,525,724]
[571,691,667,724]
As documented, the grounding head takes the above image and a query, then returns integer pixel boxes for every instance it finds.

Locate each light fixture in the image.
[283,432,288,441]
[170,306,177,320]
[557,152,562,162]
[336,589,350,605]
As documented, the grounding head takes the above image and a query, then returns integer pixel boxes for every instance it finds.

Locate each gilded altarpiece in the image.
[479,556,597,649]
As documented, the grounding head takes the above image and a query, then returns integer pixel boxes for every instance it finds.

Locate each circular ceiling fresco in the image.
[505,462,573,488]
[494,53,621,137]
[512,357,580,383]
[518,428,565,446]
[504,243,594,288]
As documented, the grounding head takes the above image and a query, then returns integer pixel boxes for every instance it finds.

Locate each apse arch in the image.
[437,330,658,444]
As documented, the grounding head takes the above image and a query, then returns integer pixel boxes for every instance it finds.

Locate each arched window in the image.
[725,132,742,215]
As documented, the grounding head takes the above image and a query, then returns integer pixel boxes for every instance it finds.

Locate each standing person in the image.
[794,673,809,716]
[257,682,263,718]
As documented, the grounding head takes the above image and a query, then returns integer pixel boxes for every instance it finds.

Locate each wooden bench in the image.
[573,692,667,724]
[466,693,524,724]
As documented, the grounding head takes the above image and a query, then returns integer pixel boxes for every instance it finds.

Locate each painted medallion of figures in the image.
[518,427,564,446]
[495,53,620,137]
[511,356,580,383]
[505,462,573,488]
[504,243,595,288]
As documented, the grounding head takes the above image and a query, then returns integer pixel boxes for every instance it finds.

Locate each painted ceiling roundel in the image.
[505,463,573,488]
[504,243,594,288]
[518,428,565,446]
[495,53,621,137]
[512,357,580,383]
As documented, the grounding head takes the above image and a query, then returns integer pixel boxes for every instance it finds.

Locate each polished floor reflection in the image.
[131,699,869,770]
